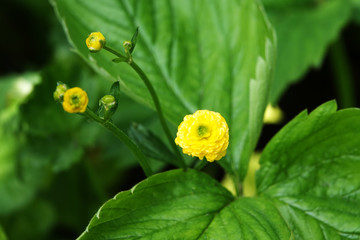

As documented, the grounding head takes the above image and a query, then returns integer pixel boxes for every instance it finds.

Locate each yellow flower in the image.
[86,32,106,52]
[175,110,229,162]
[62,87,88,113]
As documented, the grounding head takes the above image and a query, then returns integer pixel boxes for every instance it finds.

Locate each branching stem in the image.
[84,108,153,177]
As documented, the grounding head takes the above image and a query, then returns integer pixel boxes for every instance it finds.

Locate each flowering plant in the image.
[51,0,360,239]
[1,0,360,239]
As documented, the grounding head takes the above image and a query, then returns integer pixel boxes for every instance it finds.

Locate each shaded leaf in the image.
[129,27,139,53]
[264,0,352,102]
[128,123,178,167]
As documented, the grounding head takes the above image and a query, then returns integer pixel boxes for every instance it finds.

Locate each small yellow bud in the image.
[53,82,68,102]
[175,110,229,162]
[86,32,106,52]
[62,87,89,113]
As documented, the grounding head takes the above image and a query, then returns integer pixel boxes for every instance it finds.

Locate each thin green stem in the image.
[329,39,356,108]
[103,46,125,59]
[129,61,187,169]
[103,45,187,170]
[84,108,153,177]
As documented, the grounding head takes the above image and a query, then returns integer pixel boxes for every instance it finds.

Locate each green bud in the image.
[123,40,132,53]
[53,82,68,102]
[98,95,118,120]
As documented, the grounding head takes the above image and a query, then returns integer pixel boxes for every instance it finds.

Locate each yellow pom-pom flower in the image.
[62,87,89,113]
[175,110,229,162]
[86,32,106,52]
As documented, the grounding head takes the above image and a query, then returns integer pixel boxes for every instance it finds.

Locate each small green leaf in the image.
[77,169,292,239]
[129,27,138,53]
[257,100,360,238]
[109,81,120,104]
[128,123,179,167]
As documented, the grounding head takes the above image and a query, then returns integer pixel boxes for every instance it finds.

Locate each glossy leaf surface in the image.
[78,169,291,240]
[257,101,360,239]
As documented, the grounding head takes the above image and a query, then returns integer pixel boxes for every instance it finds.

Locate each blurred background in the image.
[0,0,359,239]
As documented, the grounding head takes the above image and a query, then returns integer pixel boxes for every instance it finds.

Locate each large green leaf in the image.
[264,0,352,102]
[78,169,291,239]
[52,0,276,179]
[257,101,360,238]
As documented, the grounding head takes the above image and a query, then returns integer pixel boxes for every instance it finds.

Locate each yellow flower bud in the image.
[175,110,229,162]
[62,87,89,113]
[86,32,106,52]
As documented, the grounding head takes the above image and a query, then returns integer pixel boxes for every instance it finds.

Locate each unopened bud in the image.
[98,95,118,120]
[53,82,68,102]
[86,32,106,52]
[123,40,132,53]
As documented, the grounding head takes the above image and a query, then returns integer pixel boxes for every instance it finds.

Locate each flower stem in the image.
[103,46,126,59]
[128,61,187,169]
[84,108,153,177]
[103,45,187,170]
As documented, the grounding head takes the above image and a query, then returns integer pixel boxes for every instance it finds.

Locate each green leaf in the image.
[109,81,121,104]
[52,0,276,179]
[128,123,178,167]
[129,27,139,53]
[78,169,291,239]
[264,0,352,102]
[257,101,360,238]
